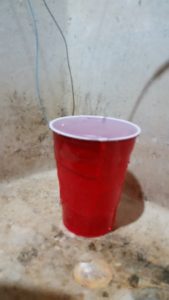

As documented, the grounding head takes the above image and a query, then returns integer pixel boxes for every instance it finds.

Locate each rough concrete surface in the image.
[0,170,169,299]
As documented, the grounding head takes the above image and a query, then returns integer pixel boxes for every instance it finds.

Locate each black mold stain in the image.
[17,247,38,265]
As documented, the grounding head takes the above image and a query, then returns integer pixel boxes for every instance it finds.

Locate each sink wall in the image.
[0,0,169,207]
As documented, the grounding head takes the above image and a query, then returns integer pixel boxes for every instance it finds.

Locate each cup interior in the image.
[49,115,141,142]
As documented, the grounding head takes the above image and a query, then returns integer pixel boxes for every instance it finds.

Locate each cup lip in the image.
[49,115,141,142]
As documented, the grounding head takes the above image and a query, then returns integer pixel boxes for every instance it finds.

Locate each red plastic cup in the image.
[49,116,141,237]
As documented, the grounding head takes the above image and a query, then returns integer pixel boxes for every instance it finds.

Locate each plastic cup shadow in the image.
[115,171,144,229]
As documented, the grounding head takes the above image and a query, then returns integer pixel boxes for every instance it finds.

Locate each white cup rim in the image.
[49,115,141,142]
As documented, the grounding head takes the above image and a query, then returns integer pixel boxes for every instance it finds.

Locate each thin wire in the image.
[42,0,75,116]
[27,0,48,123]
[128,78,153,122]
[128,59,169,122]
